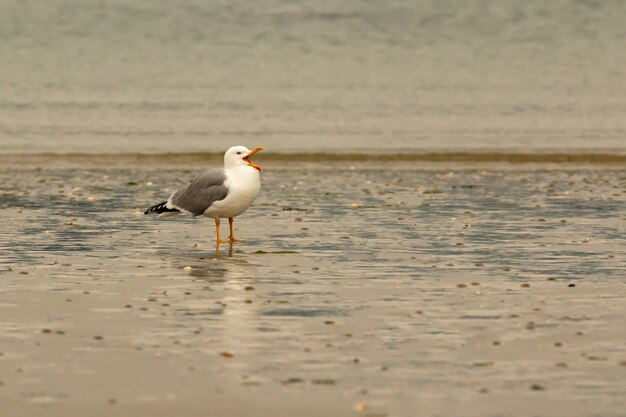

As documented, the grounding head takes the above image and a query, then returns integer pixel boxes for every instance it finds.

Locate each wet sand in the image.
[1,160,625,416]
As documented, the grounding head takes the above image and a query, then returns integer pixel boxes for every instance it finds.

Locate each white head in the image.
[224,145,264,171]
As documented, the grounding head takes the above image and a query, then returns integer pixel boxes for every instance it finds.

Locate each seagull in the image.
[145,146,264,247]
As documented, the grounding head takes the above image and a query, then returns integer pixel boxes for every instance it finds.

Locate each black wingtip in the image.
[145,201,180,215]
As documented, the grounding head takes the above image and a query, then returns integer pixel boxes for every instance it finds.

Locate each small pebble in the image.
[282,377,304,384]
[568,283,576,287]
[183,266,192,272]
[354,402,368,412]
[311,378,336,385]
[521,283,530,288]
[586,355,607,361]
[220,351,234,358]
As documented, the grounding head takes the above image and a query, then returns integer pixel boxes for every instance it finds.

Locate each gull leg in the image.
[228,217,246,243]
[215,218,229,245]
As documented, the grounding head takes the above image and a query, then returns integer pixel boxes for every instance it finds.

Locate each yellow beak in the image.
[243,146,264,171]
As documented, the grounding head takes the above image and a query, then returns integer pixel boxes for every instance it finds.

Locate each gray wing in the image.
[167,168,228,216]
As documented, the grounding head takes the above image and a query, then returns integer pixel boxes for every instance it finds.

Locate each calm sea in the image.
[1,0,625,155]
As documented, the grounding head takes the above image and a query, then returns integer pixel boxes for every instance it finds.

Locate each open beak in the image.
[243,146,264,171]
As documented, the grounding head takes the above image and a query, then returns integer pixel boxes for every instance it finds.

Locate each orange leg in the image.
[228,217,246,243]
[215,218,229,245]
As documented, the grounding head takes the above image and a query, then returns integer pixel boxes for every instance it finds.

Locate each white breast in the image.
[204,166,260,219]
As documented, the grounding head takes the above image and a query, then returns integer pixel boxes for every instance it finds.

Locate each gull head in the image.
[224,146,264,171]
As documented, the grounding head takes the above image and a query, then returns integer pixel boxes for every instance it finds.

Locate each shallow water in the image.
[1,162,625,416]
[1,0,626,155]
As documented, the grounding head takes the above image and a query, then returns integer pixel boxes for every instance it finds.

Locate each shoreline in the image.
[2,151,626,169]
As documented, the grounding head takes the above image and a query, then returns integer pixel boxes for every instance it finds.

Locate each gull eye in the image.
[237,152,242,155]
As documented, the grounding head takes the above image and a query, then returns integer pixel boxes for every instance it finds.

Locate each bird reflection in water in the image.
[215,241,234,258]
[177,246,254,283]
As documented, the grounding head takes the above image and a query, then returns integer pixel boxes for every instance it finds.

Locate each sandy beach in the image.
[1,159,625,416]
